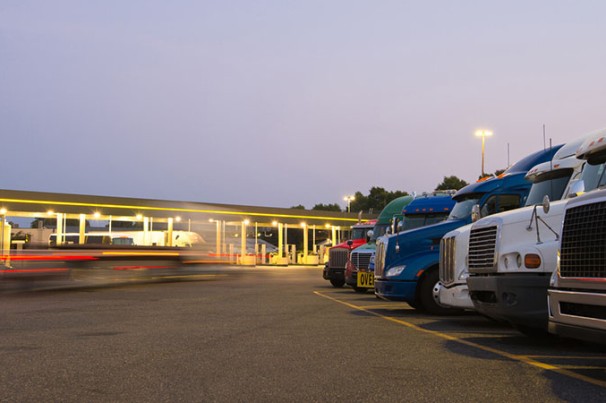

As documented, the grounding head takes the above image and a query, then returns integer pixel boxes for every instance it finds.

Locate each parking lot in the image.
[1,266,605,402]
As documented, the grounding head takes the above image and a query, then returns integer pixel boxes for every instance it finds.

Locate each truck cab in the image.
[347,193,454,292]
[462,134,591,334]
[374,146,561,314]
[322,220,377,288]
[341,196,414,290]
[439,135,588,314]
[548,129,606,343]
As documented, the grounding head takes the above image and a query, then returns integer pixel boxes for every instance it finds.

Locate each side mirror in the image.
[347,240,353,248]
[542,195,550,214]
[566,179,585,198]
[471,204,481,223]
[367,230,374,238]
[397,221,404,231]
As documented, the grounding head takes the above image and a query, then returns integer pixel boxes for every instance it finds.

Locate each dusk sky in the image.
[2,1,605,210]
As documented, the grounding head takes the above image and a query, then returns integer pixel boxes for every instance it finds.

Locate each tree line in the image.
[293,175,473,213]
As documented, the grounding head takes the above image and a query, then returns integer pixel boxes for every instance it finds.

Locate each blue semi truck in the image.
[374,146,562,314]
[347,192,455,292]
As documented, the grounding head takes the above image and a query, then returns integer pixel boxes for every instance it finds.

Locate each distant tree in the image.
[348,191,368,213]
[349,187,409,213]
[494,168,506,176]
[312,203,342,212]
[435,176,469,191]
[290,204,306,210]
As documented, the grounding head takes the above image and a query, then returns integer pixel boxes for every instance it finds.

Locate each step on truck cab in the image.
[342,196,414,290]
[347,193,454,292]
[548,131,606,343]
[374,146,561,314]
[462,134,594,334]
[322,220,377,287]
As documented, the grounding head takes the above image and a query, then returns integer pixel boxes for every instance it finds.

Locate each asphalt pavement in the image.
[0,266,605,402]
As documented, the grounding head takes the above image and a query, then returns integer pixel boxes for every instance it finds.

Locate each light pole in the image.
[475,130,493,176]
[343,195,355,213]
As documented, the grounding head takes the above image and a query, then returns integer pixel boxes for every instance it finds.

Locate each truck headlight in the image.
[386,265,406,277]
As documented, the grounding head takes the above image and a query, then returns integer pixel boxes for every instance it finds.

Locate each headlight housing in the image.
[385,265,406,278]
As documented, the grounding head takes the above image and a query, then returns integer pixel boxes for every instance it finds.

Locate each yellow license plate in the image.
[357,271,374,288]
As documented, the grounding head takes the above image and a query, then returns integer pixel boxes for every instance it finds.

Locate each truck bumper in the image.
[438,281,474,309]
[548,288,606,344]
[323,266,344,281]
[345,271,357,287]
[374,279,416,302]
[467,274,550,329]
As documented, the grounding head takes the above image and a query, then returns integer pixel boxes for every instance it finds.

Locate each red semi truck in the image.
[322,220,376,287]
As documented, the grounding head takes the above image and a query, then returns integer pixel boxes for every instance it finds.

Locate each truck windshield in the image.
[580,162,606,192]
[401,213,450,231]
[448,197,480,220]
[525,168,574,206]
[351,227,370,240]
[371,223,390,240]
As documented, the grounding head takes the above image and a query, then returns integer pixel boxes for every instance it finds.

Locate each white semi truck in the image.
[437,134,589,313]
[463,129,606,334]
[548,133,606,343]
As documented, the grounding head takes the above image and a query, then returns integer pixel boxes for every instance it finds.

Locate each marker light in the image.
[524,254,541,269]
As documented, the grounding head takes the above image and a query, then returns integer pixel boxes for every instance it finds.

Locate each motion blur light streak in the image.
[1,268,69,274]
[101,251,180,257]
[2,254,98,261]
[112,265,176,271]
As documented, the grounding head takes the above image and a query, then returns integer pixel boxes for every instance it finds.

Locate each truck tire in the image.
[330,278,345,288]
[419,269,464,315]
[513,324,553,339]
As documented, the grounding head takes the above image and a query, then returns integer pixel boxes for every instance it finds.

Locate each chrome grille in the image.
[560,201,606,278]
[374,241,386,277]
[468,225,498,272]
[440,235,456,284]
[328,248,349,269]
[350,251,372,270]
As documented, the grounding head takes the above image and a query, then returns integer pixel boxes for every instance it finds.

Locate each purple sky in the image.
[2,1,605,210]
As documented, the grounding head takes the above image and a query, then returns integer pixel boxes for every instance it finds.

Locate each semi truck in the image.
[439,135,588,313]
[347,193,454,292]
[341,195,414,291]
[464,132,599,334]
[548,133,606,343]
[322,220,378,287]
[374,146,561,314]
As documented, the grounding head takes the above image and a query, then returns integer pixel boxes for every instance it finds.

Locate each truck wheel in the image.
[353,286,368,293]
[514,324,553,338]
[407,299,422,310]
[419,269,464,315]
[330,278,345,288]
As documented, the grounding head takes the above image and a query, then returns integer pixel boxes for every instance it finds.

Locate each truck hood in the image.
[384,218,467,251]
[330,238,368,250]
[472,199,568,229]
[352,242,376,252]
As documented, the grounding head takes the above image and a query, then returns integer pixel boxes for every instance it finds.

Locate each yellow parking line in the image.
[314,290,606,389]
[525,355,606,360]
[357,304,410,309]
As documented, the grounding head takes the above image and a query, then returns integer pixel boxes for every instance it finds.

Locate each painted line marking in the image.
[314,290,606,389]
[357,304,410,309]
